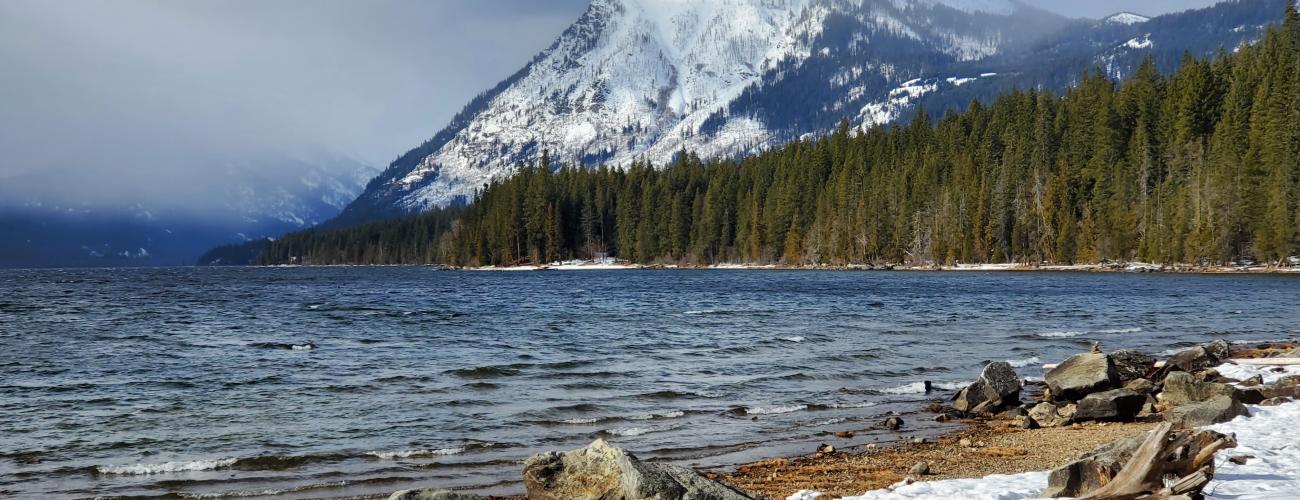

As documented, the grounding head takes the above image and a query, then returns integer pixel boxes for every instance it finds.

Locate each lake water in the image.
[1,268,1297,499]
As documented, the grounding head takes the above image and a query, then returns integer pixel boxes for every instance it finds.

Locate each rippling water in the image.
[1,268,1297,499]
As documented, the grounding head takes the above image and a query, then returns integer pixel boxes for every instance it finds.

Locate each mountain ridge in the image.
[332,0,1283,226]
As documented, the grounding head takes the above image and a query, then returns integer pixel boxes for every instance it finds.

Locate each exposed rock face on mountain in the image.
[335,0,1285,224]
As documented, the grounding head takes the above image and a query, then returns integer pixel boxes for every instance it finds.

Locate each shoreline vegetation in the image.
[455,258,1300,274]
[394,340,1300,500]
[247,11,1300,272]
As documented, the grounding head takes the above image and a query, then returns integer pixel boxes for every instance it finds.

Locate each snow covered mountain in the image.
[335,0,1285,224]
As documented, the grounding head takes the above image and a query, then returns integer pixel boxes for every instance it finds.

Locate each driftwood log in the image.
[1078,423,1237,500]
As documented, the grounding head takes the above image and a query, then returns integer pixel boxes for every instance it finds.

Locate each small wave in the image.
[627,410,685,421]
[249,342,317,350]
[880,381,969,395]
[781,336,807,343]
[560,417,602,424]
[810,417,849,426]
[366,447,464,459]
[685,310,718,315]
[1006,356,1041,368]
[601,424,681,437]
[1097,327,1143,334]
[732,404,807,416]
[96,458,238,475]
[636,390,711,400]
[446,365,521,379]
[1037,331,1086,338]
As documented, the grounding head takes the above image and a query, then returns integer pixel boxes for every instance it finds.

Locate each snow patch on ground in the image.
[793,363,1300,500]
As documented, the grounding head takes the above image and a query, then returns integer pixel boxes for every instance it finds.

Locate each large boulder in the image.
[1042,434,1145,497]
[1074,389,1146,422]
[1046,353,1118,401]
[1166,396,1248,428]
[1159,371,1240,406]
[522,439,753,500]
[1109,350,1156,383]
[389,490,481,500]
[953,361,1022,413]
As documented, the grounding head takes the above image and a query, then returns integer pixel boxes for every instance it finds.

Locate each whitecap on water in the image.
[881,381,969,395]
[1005,356,1040,368]
[365,447,464,459]
[781,336,807,343]
[602,423,681,437]
[742,404,807,415]
[1036,331,1086,338]
[96,458,239,475]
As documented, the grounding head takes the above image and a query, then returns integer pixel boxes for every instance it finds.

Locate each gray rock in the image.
[522,439,753,500]
[1260,397,1291,407]
[953,361,1022,413]
[1110,350,1156,383]
[1159,371,1240,406]
[1241,374,1264,387]
[1205,340,1233,360]
[1074,389,1146,422]
[1046,353,1118,401]
[1163,346,1219,375]
[1166,396,1248,428]
[883,416,904,431]
[1123,378,1155,394]
[909,462,930,476]
[1042,434,1145,497]
[389,490,481,500]
[1261,376,1300,400]
[1029,402,1071,428]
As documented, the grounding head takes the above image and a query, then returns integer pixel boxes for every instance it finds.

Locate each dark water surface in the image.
[1,268,1297,499]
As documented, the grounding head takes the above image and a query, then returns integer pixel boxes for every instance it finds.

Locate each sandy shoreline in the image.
[706,342,1299,500]
[717,420,1159,499]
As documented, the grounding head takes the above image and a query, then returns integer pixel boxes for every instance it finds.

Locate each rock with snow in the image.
[1158,371,1240,406]
[1167,396,1248,428]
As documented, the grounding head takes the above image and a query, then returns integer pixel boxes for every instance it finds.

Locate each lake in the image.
[1,268,1297,498]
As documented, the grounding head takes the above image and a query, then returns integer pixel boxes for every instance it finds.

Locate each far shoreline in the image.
[245,260,1300,275]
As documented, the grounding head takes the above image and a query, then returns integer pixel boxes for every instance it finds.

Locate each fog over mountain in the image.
[0,0,1228,266]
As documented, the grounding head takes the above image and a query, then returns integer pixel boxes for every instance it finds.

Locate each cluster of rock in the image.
[391,439,756,500]
[1026,340,1296,430]
[939,340,1298,498]
[1029,341,1298,498]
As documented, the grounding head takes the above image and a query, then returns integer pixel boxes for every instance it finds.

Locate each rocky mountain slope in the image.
[334,0,1284,224]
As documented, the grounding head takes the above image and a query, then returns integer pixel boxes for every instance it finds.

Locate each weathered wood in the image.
[1079,423,1174,499]
[1072,424,1236,500]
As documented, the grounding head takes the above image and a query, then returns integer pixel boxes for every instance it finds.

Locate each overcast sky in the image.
[0,0,1222,208]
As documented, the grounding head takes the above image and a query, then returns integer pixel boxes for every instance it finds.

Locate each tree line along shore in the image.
[240,7,1300,269]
